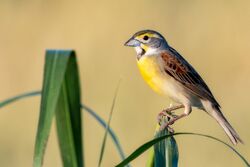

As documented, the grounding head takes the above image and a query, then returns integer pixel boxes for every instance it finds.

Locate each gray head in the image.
[124,30,168,59]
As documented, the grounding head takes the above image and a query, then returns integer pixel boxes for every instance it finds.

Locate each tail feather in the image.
[209,108,243,145]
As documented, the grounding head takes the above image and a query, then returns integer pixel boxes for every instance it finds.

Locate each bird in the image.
[124,29,242,145]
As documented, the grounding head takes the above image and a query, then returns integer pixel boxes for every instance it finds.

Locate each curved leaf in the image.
[154,128,178,167]
[0,91,126,162]
[34,50,83,167]
[116,132,250,167]
[82,105,126,161]
[0,91,41,108]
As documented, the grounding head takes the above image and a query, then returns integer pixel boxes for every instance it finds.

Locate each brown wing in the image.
[161,47,220,109]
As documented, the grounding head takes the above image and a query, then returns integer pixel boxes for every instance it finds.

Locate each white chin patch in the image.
[134,46,158,58]
[134,47,143,56]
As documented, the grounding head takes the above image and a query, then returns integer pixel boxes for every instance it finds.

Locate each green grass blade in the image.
[55,82,78,167]
[164,133,178,167]
[146,123,178,167]
[98,81,121,167]
[0,91,41,108]
[0,91,127,163]
[146,147,154,167]
[116,132,249,167]
[154,128,178,167]
[1,90,248,167]
[34,50,70,167]
[33,50,83,167]
[55,51,83,167]
[82,105,126,161]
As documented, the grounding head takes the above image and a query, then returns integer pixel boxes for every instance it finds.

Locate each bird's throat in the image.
[137,55,166,95]
[135,47,145,60]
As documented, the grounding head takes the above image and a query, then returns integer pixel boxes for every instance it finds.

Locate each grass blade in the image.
[82,105,126,161]
[33,50,83,167]
[146,123,179,167]
[1,92,248,167]
[146,147,155,167]
[0,91,127,163]
[98,81,121,167]
[0,91,41,108]
[154,127,178,167]
[55,51,83,167]
[116,132,249,167]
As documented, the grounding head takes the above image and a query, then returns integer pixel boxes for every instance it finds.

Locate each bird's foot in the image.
[157,104,185,132]
[157,112,175,133]
[166,125,175,133]
[157,109,177,133]
[157,110,170,123]
[159,117,177,131]
[160,112,188,131]
[157,106,179,124]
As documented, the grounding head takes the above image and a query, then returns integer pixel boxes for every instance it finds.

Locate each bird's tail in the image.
[208,107,243,145]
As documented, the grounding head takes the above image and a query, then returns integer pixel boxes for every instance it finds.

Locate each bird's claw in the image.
[157,109,177,124]
[157,110,177,134]
[160,119,175,130]
[157,104,184,133]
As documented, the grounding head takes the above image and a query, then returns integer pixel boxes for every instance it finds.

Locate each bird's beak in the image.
[124,37,140,47]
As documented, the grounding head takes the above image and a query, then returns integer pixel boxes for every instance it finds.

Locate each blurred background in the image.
[0,0,249,166]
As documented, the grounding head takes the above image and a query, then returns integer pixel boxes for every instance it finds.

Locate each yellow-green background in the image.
[0,0,249,166]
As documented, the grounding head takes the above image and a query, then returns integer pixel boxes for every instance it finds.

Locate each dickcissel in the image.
[125,30,242,145]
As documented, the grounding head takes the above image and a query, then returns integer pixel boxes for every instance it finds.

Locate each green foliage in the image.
[117,132,250,167]
[98,80,121,167]
[153,128,178,167]
[0,91,127,166]
[117,123,179,167]
[0,50,249,167]
[33,50,83,167]
[82,105,126,161]
[0,92,127,163]
[146,124,179,167]
[0,91,41,108]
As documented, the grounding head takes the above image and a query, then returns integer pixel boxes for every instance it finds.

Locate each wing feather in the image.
[161,47,220,109]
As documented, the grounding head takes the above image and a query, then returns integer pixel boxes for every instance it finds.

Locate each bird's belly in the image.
[137,56,185,103]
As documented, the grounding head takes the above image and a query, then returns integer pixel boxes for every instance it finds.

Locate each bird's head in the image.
[124,30,168,59]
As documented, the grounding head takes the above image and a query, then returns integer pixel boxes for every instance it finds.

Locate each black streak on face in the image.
[137,48,146,60]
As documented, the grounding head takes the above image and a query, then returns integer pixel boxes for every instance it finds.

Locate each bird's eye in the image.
[143,35,149,41]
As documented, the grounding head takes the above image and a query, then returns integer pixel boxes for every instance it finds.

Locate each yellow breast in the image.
[137,56,169,95]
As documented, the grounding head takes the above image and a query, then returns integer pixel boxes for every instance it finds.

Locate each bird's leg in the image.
[160,104,192,130]
[157,104,184,124]
[164,104,184,118]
